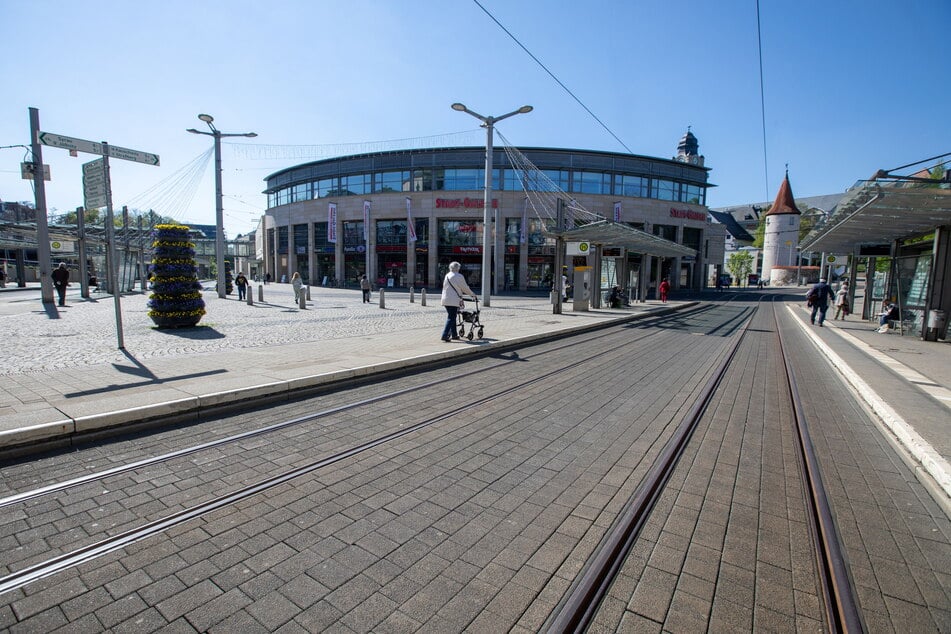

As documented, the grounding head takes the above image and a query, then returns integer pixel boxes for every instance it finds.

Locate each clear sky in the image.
[2,0,947,236]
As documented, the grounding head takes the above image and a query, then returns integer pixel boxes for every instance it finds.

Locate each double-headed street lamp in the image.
[187,114,257,299]
[451,102,532,307]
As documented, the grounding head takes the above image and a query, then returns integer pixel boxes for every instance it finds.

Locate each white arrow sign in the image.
[38,131,159,166]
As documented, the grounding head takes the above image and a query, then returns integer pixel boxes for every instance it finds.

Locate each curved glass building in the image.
[262,133,722,294]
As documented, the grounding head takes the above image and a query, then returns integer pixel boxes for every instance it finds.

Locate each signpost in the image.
[32,114,160,349]
[82,159,107,209]
[38,132,160,166]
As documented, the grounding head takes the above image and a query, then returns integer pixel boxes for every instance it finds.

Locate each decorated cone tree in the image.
[148,224,206,328]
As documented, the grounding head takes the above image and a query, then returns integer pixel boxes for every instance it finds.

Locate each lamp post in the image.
[187,114,257,299]
[451,102,532,307]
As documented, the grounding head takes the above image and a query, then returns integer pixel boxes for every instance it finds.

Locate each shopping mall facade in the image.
[259,134,723,295]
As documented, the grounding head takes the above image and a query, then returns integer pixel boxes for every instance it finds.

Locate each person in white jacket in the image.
[440,261,475,341]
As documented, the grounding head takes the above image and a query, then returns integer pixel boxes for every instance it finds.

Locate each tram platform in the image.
[0,284,948,512]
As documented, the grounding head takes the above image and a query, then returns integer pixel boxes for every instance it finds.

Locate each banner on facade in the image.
[406,197,417,242]
[613,201,621,222]
[328,203,337,243]
[520,197,528,244]
[363,200,370,241]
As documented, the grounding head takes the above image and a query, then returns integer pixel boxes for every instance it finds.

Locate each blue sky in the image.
[1,0,947,236]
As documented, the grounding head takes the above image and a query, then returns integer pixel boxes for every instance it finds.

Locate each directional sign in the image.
[38,131,159,166]
[83,158,107,209]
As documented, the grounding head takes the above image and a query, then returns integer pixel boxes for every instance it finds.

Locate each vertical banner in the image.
[406,197,417,242]
[363,200,370,241]
[327,203,337,243]
[520,197,528,244]
[614,201,621,222]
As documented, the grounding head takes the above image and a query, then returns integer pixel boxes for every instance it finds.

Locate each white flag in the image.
[520,197,528,245]
[327,203,337,243]
[363,200,370,241]
[406,197,417,242]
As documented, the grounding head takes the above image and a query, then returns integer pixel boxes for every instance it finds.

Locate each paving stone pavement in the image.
[0,282,667,452]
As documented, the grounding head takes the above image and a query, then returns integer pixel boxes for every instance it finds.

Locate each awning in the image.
[547,220,696,258]
[799,182,951,254]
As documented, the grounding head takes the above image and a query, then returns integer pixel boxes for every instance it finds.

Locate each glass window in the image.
[615,174,648,198]
[277,187,290,206]
[376,220,408,246]
[439,219,483,246]
[683,184,704,204]
[277,226,288,254]
[268,192,278,208]
[414,218,428,243]
[376,171,409,193]
[527,217,554,247]
[505,218,522,246]
[341,174,369,196]
[342,220,364,246]
[315,178,337,198]
[313,222,330,246]
[440,168,484,191]
[292,223,309,253]
[571,171,609,195]
[652,179,677,201]
[410,169,433,192]
[292,183,310,202]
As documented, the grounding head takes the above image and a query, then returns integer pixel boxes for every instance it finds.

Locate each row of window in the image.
[270,220,691,253]
[269,168,705,208]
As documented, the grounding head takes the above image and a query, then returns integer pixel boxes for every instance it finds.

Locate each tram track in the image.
[545,298,865,633]
[0,305,724,509]
[0,303,744,598]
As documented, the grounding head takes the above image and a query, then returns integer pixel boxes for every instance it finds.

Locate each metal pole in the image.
[482,121,493,307]
[213,131,226,299]
[28,107,55,304]
[77,207,89,299]
[102,144,124,349]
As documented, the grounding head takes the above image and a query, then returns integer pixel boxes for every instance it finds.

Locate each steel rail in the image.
[774,301,866,633]
[1,320,697,596]
[0,305,718,509]
[545,303,756,633]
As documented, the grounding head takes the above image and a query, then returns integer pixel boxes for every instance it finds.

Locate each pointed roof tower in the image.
[765,171,801,216]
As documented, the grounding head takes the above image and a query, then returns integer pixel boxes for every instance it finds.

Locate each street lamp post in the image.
[187,114,256,299]
[451,102,532,307]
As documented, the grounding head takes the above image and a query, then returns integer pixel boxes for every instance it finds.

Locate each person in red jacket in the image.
[659,278,670,303]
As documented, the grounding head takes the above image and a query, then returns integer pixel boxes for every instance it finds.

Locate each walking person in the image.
[807,277,835,327]
[234,272,249,301]
[659,277,670,303]
[359,274,371,303]
[51,262,70,306]
[440,261,475,342]
[291,272,303,303]
[833,280,850,320]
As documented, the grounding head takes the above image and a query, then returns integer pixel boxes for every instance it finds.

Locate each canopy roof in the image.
[799,182,951,253]
[548,220,696,258]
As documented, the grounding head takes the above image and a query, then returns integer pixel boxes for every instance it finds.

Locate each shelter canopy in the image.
[547,220,696,258]
[799,182,951,254]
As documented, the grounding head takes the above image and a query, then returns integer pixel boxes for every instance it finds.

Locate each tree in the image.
[727,250,755,286]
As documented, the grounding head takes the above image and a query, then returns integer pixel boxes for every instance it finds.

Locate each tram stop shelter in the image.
[799,180,951,341]
[548,220,697,308]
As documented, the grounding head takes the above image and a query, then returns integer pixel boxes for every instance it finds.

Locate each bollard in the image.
[421,288,427,306]
[410,287,415,303]
[306,285,311,301]
[299,291,306,309]
[258,284,264,303]
[247,287,253,306]
[379,287,385,309]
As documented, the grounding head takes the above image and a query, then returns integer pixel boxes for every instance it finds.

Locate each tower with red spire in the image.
[761,172,801,284]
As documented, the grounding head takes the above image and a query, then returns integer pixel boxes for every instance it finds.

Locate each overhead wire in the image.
[471,0,635,155]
